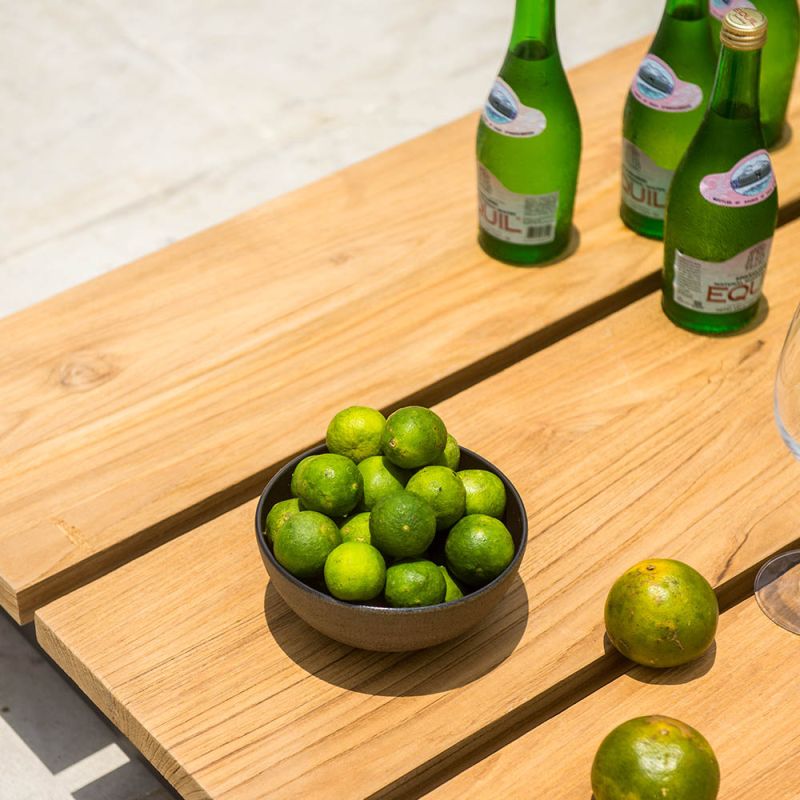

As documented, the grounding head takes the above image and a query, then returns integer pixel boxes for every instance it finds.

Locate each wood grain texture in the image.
[428,596,800,799]
[35,217,800,799]
[4,41,800,622]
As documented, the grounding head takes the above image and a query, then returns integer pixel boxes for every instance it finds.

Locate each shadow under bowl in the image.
[256,444,527,652]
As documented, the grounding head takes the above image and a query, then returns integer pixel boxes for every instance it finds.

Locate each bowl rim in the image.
[255,443,528,616]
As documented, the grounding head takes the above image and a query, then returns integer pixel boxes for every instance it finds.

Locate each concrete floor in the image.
[0,614,176,800]
[0,1,659,797]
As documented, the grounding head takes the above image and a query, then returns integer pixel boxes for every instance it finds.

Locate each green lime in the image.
[592,716,720,800]
[273,511,341,580]
[445,514,515,588]
[340,512,371,544]
[385,559,446,607]
[406,466,466,530]
[291,454,319,485]
[291,453,363,517]
[369,490,436,559]
[434,434,461,470]
[357,455,409,511]
[439,565,464,602]
[326,406,386,463]
[604,559,718,668]
[323,542,386,601]
[458,469,506,518]
[380,406,447,469]
[264,497,303,545]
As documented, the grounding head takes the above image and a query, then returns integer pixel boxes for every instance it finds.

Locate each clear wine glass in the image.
[755,303,800,634]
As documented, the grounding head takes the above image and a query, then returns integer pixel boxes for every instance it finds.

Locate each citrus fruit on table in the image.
[324,541,386,601]
[445,514,515,588]
[265,497,303,545]
[358,455,409,511]
[291,453,319,485]
[591,716,720,800]
[326,406,386,463]
[273,511,341,580]
[434,434,461,470]
[340,512,371,544]
[406,466,466,530]
[385,559,447,607]
[370,490,437,559]
[605,559,718,668]
[291,453,363,517]
[458,469,506,518]
[380,406,448,469]
[439,565,464,602]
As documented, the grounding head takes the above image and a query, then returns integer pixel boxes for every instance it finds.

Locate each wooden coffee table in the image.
[2,35,799,800]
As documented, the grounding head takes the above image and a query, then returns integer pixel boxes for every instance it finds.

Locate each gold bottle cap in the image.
[721,8,768,51]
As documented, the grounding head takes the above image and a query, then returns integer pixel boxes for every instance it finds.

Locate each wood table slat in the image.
[427,596,800,799]
[35,217,800,799]
[4,40,800,622]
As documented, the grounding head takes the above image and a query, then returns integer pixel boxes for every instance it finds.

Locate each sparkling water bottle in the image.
[620,0,717,239]
[476,0,581,265]
[662,9,778,334]
[708,0,799,147]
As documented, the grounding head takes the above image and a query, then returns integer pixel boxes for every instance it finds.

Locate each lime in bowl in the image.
[255,444,527,652]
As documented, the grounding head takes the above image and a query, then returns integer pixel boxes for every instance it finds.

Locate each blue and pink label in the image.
[700,149,776,207]
[632,55,703,113]
[482,77,547,138]
[709,0,755,21]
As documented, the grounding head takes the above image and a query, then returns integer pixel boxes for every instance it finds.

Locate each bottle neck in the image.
[709,45,761,119]
[664,0,705,21]
[509,0,557,59]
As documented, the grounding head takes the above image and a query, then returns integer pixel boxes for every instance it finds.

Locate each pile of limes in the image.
[264,405,516,607]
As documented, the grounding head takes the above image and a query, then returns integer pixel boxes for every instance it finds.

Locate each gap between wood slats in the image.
[20,270,663,620]
[21,202,800,624]
[366,531,800,800]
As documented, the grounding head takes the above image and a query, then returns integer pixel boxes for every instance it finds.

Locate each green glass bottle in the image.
[476,0,581,265]
[662,9,777,334]
[620,0,717,239]
[708,0,799,147]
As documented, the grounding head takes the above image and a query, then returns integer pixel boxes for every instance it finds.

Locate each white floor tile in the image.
[0,0,265,261]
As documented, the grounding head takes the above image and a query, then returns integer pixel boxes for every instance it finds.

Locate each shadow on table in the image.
[264,574,529,696]
[542,225,581,267]
[534,225,581,268]
[626,640,717,686]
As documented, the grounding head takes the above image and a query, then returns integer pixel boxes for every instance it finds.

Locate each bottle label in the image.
[709,0,755,21]
[700,149,776,207]
[672,237,772,314]
[478,164,558,245]
[631,55,703,112]
[482,77,547,138]
[621,139,673,220]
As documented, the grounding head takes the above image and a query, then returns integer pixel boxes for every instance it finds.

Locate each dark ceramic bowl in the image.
[256,444,527,651]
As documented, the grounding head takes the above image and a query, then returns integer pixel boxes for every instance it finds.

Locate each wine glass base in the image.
[755,550,800,634]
